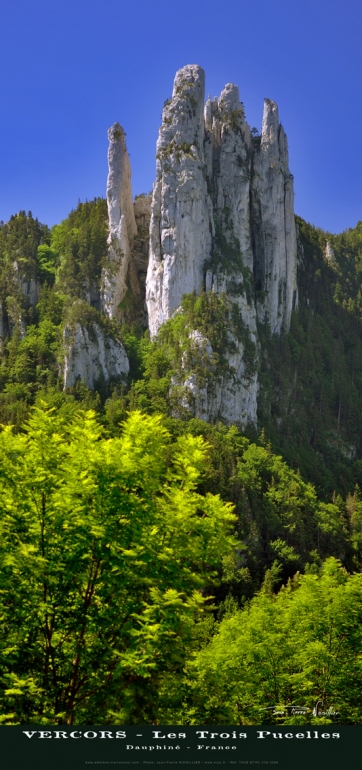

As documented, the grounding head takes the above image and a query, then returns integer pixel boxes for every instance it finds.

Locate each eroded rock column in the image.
[146,64,213,336]
[251,99,297,333]
[202,83,259,427]
[102,123,137,320]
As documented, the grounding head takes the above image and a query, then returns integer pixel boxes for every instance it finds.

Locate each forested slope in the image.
[1,202,362,724]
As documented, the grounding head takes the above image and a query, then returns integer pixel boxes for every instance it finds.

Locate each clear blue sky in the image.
[1,0,361,233]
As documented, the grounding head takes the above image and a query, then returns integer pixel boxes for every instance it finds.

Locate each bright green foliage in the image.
[0,320,60,400]
[345,487,362,565]
[37,244,57,280]
[177,559,362,725]
[0,406,237,724]
[173,427,355,597]
[2,204,362,726]
[2,205,362,503]
[234,442,352,583]
[101,411,362,598]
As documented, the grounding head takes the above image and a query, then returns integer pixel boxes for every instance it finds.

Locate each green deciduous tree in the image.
[181,558,362,725]
[0,406,237,724]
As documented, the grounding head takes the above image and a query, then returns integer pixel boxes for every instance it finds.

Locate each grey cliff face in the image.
[102,123,137,320]
[146,68,297,340]
[204,83,253,273]
[0,259,41,342]
[63,321,129,390]
[144,65,298,428]
[325,241,336,265]
[146,65,213,336]
[202,82,258,426]
[98,65,298,429]
[251,99,298,333]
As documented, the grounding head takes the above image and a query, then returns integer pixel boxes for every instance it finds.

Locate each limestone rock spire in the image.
[143,68,298,430]
[146,64,213,336]
[204,81,253,274]
[102,122,137,320]
[202,81,258,428]
[251,99,298,333]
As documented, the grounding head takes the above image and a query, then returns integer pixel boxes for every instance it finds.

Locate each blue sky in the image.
[1,0,361,233]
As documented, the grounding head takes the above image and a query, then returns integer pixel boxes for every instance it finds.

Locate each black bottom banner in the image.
[0,725,361,770]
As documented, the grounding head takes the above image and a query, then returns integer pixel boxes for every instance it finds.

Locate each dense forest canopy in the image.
[1,201,362,724]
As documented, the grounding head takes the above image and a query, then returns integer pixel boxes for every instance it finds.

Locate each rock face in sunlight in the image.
[63,322,129,390]
[143,65,297,427]
[102,123,138,321]
[64,64,298,429]
[146,65,212,336]
[251,98,298,333]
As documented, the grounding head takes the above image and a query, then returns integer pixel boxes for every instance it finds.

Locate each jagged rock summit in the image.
[146,65,212,335]
[251,98,298,333]
[64,64,297,430]
[146,64,297,339]
[143,64,298,427]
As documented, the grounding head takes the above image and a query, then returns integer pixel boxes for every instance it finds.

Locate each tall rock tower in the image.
[91,65,297,428]
[144,64,297,427]
[102,123,138,320]
[204,83,254,274]
[201,80,259,426]
[146,65,213,336]
[251,99,297,333]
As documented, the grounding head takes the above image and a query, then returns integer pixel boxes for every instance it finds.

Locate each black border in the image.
[1,724,361,769]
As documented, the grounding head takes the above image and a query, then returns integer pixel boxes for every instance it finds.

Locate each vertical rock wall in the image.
[204,84,253,273]
[146,65,213,336]
[103,65,298,429]
[251,99,297,333]
[63,321,129,390]
[202,83,259,427]
[146,66,297,343]
[102,123,137,320]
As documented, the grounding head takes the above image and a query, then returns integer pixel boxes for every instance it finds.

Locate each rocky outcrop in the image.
[102,123,137,320]
[18,276,41,308]
[0,260,41,342]
[202,82,259,425]
[63,322,129,390]
[325,241,336,265]
[251,99,298,333]
[94,66,298,428]
[144,65,298,428]
[204,83,253,273]
[178,318,258,428]
[146,65,213,336]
